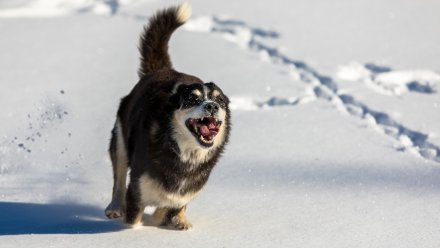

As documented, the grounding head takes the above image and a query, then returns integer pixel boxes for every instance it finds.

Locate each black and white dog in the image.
[104,3,230,230]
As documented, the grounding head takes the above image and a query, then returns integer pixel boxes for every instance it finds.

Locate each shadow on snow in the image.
[0,202,126,235]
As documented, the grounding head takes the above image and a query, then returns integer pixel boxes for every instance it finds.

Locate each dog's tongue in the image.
[200,125,211,136]
[199,122,219,138]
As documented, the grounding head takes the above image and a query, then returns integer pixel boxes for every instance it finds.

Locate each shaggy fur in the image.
[105,3,230,230]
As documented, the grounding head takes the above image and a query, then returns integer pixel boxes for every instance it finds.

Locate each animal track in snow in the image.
[185,16,440,163]
[339,94,439,162]
[229,94,317,111]
[337,62,439,96]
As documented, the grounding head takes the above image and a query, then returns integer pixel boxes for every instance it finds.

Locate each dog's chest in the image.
[138,174,200,208]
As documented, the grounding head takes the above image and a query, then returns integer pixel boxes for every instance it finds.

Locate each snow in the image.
[1,0,440,247]
[337,61,439,95]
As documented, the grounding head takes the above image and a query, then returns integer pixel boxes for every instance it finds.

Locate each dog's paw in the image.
[105,201,124,219]
[170,216,193,230]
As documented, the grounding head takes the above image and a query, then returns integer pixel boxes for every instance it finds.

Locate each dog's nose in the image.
[204,102,220,114]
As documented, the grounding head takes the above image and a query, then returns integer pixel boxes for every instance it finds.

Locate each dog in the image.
[104,3,230,230]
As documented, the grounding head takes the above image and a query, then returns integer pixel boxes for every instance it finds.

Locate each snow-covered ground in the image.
[1,0,440,247]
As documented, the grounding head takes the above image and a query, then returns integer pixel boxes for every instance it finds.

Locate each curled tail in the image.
[138,3,192,78]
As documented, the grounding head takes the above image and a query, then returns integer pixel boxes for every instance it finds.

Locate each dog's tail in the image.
[138,2,192,78]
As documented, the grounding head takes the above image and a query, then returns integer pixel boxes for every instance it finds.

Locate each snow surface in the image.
[1,0,440,247]
[337,61,440,95]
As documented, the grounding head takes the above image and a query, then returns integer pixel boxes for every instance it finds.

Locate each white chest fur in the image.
[138,174,199,208]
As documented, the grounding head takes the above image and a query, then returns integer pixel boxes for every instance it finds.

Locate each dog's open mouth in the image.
[186,117,222,147]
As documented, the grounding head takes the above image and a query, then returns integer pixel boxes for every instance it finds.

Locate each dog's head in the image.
[170,82,230,163]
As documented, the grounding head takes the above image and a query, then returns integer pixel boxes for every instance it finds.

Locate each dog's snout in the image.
[204,102,220,114]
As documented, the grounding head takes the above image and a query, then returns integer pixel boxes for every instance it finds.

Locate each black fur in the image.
[117,71,231,190]
[138,6,183,78]
[105,4,230,229]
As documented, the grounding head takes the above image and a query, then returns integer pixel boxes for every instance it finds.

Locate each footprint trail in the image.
[185,15,440,163]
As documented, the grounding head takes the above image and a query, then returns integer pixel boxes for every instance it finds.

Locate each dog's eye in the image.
[183,91,203,107]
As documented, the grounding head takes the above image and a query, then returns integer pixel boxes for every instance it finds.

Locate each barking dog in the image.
[104,3,230,230]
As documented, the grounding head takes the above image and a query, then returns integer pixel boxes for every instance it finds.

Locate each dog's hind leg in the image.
[105,119,129,219]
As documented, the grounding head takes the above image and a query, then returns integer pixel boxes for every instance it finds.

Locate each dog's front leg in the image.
[124,182,145,226]
[154,206,192,230]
